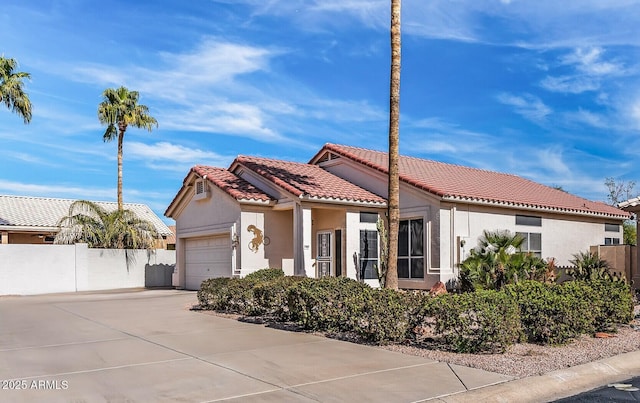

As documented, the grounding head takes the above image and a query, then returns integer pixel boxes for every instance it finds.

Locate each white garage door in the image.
[185,235,232,290]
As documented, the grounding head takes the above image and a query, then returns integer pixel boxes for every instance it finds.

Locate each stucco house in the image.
[165,143,630,290]
[618,197,639,283]
[0,195,173,248]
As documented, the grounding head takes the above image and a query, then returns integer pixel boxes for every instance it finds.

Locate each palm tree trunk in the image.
[386,0,401,290]
[117,129,125,211]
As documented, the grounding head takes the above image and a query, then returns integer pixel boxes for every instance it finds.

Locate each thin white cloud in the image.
[496,93,552,123]
[0,180,115,200]
[539,76,600,94]
[126,142,234,168]
[563,109,609,129]
[561,47,625,76]
[158,102,284,141]
[222,0,640,48]
[403,117,501,168]
[541,47,629,94]
[627,98,640,130]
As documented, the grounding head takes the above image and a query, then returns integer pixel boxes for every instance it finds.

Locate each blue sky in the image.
[2,1,640,224]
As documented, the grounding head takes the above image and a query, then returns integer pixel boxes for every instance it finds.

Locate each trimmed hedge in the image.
[504,281,595,344]
[285,277,372,332]
[197,273,635,353]
[424,290,522,353]
[244,268,285,282]
[252,276,306,318]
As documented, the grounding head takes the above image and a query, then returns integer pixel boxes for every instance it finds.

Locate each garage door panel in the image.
[185,235,231,290]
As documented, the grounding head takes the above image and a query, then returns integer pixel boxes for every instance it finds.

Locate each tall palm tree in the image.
[98,86,158,211]
[0,57,32,124]
[386,0,401,290]
[54,200,159,249]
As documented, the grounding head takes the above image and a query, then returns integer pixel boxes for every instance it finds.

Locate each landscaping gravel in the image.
[200,304,640,380]
[382,303,640,379]
[381,324,640,378]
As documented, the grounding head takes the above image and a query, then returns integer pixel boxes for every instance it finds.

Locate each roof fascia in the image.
[443,196,630,221]
[165,171,198,218]
[0,225,60,232]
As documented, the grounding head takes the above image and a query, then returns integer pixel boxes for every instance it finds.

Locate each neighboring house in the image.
[165,143,630,290]
[166,225,177,250]
[619,197,639,283]
[0,195,173,248]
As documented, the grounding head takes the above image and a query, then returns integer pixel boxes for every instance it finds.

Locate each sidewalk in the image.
[440,350,640,402]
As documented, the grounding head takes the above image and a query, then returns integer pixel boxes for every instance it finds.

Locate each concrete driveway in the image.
[0,289,512,402]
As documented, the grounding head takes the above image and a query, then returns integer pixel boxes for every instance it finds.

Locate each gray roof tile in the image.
[0,195,172,236]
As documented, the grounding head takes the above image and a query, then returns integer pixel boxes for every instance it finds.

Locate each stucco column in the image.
[345,211,360,280]
[174,237,186,288]
[293,204,313,276]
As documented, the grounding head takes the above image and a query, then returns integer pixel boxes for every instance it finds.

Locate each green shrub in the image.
[351,289,425,344]
[286,277,372,331]
[197,277,232,309]
[424,290,522,353]
[458,230,553,291]
[566,251,620,281]
[587,279,634,331]
[251,276,305,319]
[504,281,595,344]
[245,268,285,282]
[197,277,257,314]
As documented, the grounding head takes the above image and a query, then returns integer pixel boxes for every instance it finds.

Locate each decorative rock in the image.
[595,332,616,338]
[429,281,448,296]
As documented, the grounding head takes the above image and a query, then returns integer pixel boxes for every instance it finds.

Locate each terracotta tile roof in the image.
[192,165,274,203]
[0,195,173,235]
[234,155,386,205]
[319,144,629,219]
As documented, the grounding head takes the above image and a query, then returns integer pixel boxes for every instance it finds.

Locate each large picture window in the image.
[359,230,378,280]
[398,218,424,279]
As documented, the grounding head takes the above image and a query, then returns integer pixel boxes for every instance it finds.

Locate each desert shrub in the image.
[566,251,623,281]
[350,289,425,344]
[197,277,232,308]
[425,290,522,353]
[197,277,257,314]
[586,279,634,331]
[251,276,306,318]
[245,268,285,282]
[458,230,553,292]
[504,281,595,344]
[286,277,372,331]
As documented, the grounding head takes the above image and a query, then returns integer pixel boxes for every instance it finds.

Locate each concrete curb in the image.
[438,350,640,402]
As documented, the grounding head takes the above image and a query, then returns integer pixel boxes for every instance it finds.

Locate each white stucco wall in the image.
[450,204,618,267]
[239,210,269,276]
[0,244,175,295]
[173,185,242,288]
[0,244,78,295]
[264,210,294,275]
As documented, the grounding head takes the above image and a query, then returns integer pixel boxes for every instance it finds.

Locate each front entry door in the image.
[317,231,332,278]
